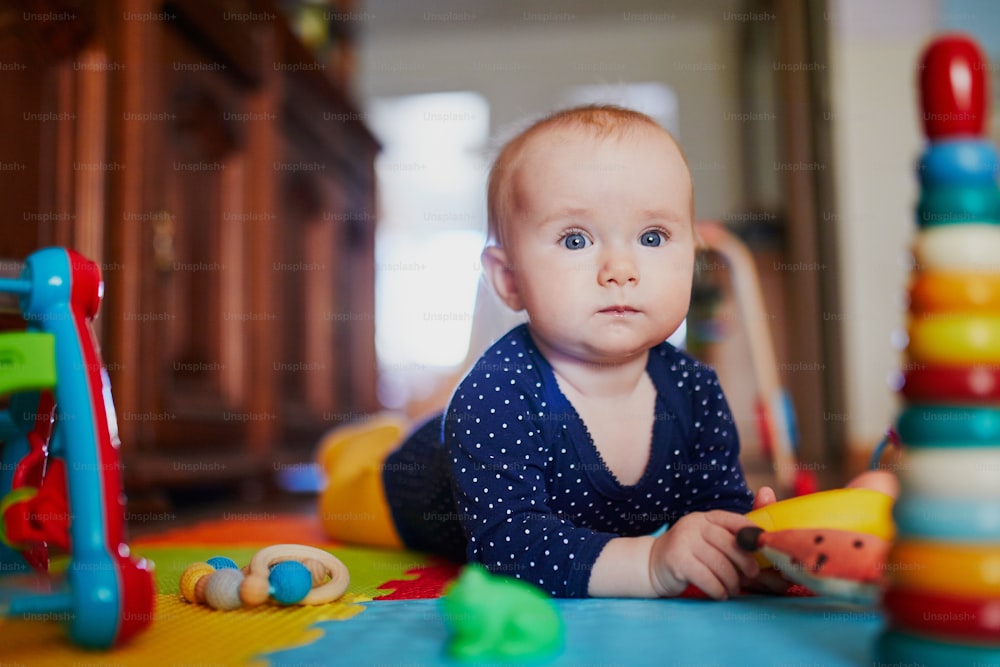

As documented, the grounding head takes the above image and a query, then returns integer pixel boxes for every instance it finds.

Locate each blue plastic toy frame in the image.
[0,247,154,648]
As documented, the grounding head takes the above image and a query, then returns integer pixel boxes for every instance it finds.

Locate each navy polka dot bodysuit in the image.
[383,324,753,597]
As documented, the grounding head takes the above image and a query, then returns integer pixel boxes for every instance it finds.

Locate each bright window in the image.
[369,91,490,409]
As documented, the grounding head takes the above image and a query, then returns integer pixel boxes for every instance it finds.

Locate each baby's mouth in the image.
[600,305,639,315]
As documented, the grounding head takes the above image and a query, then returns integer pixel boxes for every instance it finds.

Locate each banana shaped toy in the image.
[738,526,890,604]
[737,487,895,602]
[746,487,895,540]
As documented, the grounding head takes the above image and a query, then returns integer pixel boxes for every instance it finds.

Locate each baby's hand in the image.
[648,511,761,600]
[752,485,777,510]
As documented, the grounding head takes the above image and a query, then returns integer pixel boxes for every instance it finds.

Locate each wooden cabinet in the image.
[1,0,379,495]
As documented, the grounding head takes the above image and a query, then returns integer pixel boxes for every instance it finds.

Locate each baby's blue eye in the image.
[641,231,663,247]
[563,233,588,250]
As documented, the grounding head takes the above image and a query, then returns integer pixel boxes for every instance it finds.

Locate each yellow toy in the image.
[745,487,895,570]
[746,487,895,541]
[907,314,1000,365]
[316,414,408,548]
[887,540,1000,597]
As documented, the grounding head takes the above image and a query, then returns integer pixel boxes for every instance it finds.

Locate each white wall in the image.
[357,14,748,224]
[826,0,938,453]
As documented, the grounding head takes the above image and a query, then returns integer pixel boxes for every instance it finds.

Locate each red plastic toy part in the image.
[919,34,988,139]
[902,364,1000,403]
[3,458,70,551]
[884,587,1000,641]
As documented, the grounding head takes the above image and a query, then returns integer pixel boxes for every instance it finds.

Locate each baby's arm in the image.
[587,536,657,597]
[590,486,782,598]
[589,511,761,599]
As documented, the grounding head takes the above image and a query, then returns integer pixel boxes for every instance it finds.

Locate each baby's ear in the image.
[481,246,524,312]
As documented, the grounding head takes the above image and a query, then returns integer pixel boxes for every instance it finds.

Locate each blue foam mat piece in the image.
[261,595,885,667]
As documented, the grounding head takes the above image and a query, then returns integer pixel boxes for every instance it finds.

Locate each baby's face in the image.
[502,125,695,364]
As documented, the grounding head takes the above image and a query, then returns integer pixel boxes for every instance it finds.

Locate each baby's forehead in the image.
[489,118,692,243]
[513,122,684,167]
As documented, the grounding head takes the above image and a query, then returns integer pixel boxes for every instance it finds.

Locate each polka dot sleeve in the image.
[443,327,615,597]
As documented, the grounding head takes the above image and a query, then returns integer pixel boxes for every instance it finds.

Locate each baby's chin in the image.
[583,331,664,357]
[529,323,669,366]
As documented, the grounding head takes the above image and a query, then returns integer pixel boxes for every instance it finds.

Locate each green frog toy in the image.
[440,564,564,662]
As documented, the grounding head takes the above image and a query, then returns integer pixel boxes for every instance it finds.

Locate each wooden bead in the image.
[301,558,329,586]
[204,569,244,610]
[239,574,272,608]
[194,575,211,605]
[179,562,215,603]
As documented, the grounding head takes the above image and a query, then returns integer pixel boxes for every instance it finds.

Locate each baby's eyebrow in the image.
[534,206,689,229]
[538,207,590,225]
[638,208,688,223]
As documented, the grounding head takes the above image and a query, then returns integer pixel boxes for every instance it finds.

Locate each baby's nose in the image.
[598,254,638,285]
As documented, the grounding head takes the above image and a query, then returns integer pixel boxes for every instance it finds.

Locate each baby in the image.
[322,105,886,598]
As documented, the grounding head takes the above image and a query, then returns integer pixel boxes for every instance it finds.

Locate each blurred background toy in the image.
[695,222,815,497]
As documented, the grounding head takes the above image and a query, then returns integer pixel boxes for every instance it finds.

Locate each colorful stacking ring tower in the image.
[877,34,1000,665]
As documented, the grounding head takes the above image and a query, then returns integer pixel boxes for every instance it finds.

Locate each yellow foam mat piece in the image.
[0,592,369,666]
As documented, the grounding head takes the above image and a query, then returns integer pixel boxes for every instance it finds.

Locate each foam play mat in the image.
[0,512,891,666]
[0,513,458,666]
[266,597,884,667]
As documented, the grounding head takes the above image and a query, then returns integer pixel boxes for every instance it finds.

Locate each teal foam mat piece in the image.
[261,595,885,666]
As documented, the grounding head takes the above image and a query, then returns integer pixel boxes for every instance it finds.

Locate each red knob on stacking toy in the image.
[919,34,988,139]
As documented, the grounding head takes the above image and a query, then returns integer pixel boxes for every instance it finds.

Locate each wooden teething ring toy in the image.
[248,544,350,604]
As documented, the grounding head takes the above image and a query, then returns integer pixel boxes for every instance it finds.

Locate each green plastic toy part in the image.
[440,564,564,662]
[0,332,56,397]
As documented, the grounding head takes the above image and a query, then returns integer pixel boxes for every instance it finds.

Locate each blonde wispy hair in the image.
[485,104,691,247]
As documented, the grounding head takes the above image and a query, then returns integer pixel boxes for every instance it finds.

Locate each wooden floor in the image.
[125,486,317,540]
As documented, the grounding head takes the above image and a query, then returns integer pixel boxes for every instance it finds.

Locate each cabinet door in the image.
[275,160,341,439]
[0,1,92,260]
[276,63,380,443]
[0,5,102,327]
[0,15,50,331]
[133,25,256,451]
